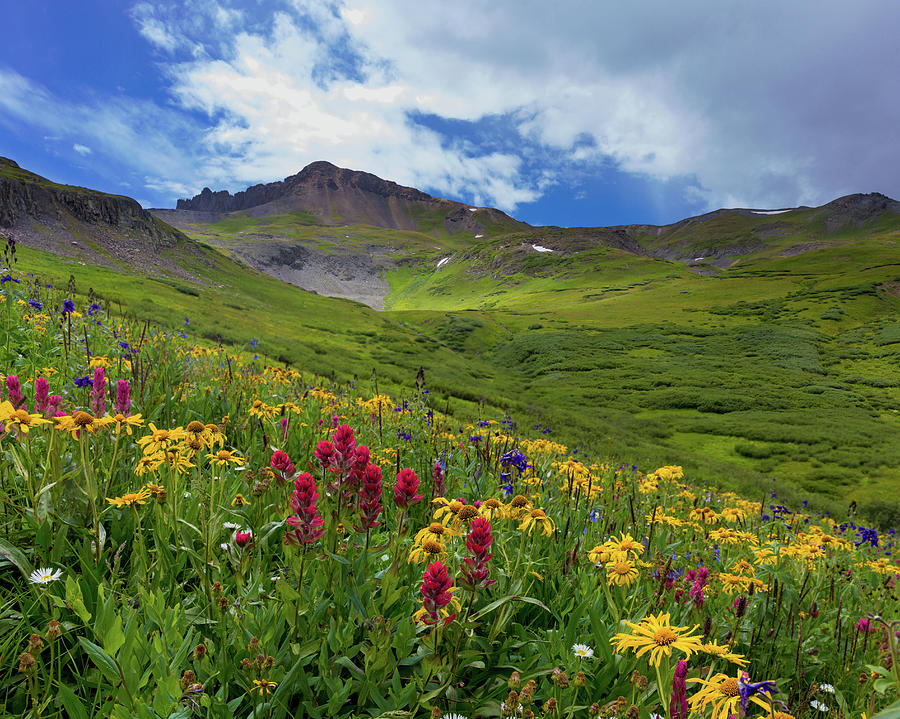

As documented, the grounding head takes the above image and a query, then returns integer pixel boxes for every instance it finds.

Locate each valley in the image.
[3,157,899,523]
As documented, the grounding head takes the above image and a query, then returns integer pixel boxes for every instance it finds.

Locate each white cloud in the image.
[5,0,900,215]
[73,144,92,156]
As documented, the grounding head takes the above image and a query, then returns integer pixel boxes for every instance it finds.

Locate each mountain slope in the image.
[0,157,208,280]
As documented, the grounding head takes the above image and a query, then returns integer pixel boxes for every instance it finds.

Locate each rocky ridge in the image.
[0,157,207,279]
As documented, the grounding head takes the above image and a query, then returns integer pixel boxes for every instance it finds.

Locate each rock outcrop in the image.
[172,161,525,234]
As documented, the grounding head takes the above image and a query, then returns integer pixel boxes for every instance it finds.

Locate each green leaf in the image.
[66,575,92,625]
[103,613,126,659]
[77,636,120,684]
[57,684,90,719]
[0,538,32,577]
[874,698,900,719]
[473,594,551,618]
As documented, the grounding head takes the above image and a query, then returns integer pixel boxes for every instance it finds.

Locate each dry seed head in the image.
[28,634,44,653]
[18,652,36,673]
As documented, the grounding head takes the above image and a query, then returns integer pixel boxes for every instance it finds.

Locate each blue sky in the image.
[2,1,898,227]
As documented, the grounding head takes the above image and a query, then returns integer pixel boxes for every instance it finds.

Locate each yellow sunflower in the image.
[479,497,507,520]
[611,612,704,667]
[137,423,186,455]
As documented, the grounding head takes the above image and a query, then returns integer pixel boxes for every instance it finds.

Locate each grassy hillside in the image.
[5,168,900,525]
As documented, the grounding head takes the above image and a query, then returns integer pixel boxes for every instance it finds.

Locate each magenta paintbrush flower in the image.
[394,468,422,508]
[285,472,324,545]
[421,561,454,625]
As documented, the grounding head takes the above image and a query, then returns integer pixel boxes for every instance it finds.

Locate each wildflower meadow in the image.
[1,270,899,719]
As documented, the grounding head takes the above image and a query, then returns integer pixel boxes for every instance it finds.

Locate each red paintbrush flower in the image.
[421,561,453,625]
[394,468,422,508]
[459,517,496,590]
[356,463,383,531]
[285,472,324,545]
[270,450,295,483]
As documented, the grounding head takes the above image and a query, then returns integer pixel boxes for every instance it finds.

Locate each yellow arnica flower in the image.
[144,483,166,499]
[55,411,112,438]
[721,506,747,522]
[518,508,555,536]
[137,423,186,455]
[251,679,277,695]
[408,538,447,564]
[106,487,151,508]
[432,497,465,523]
[413,522,457,545]
[206,449,244,467]
[688,670,772,719]
[699,642,748,667]
[612,612,704,667]
[606,559,639,587]
[507,494,532,519]
[0,401,51,434]
[607,533,643,560]
[690,507,720,524]
[135,453,165,476]
[110,413,144,435]
[231,494,250,506]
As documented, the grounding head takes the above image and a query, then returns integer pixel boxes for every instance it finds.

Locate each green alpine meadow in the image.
[2,2,900,716]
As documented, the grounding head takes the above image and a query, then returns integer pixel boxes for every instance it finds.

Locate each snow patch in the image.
[468,207,478,212]
[532,244,553,253]
[474,234,484,238]
[693,256,705,261]
[436,257,449,269]
[750,209,791,215]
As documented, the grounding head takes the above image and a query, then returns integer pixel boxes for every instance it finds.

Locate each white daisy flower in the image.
[819,683,835,694]
[29,567,63,585]
[223,522,242,530]
[810,700,830,712]
[572,643,594,659]
[442,714,468,719]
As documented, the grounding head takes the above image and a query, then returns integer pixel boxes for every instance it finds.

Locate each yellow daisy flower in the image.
[0,402,51,434]
[518,508,555,536]
[106,487,151,508]
[206,449,244,467]
[606,559,639,587]
[612,612,704,667]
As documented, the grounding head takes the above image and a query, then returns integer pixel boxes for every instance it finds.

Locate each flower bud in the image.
[509,671,521,689]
